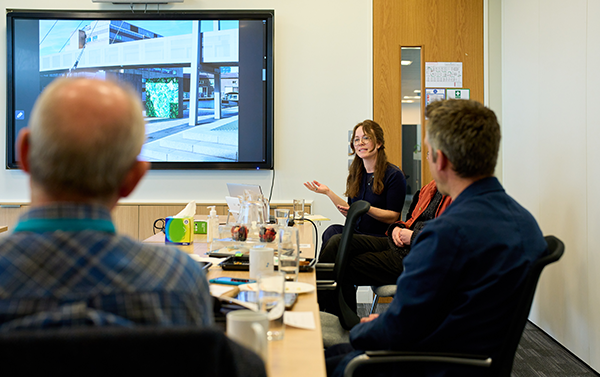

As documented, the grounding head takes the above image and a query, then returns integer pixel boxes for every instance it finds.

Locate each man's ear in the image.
[118,160,150,199]
[435,150,449,171]
[17,129,31,173]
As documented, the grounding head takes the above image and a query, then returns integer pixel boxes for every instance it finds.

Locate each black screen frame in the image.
[6,9,274,170]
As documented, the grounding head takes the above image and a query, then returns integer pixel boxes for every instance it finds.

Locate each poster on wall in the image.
[425,62,463,88]
[446,89,470,100]
[425,88,446,106]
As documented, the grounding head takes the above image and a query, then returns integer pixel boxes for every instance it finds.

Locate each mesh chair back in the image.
[492,235,564,376]
[332,200,371,329]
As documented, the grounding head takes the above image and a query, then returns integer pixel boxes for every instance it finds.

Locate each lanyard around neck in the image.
[14,218,116,234]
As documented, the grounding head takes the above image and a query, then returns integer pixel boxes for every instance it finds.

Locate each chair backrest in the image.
[0,326,267,377]
[332,200,371,329]
[492,235,564,376]
[405,189,420,221]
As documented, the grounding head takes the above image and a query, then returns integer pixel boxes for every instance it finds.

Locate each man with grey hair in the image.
[0,78,213,329]
[326,99,548,377]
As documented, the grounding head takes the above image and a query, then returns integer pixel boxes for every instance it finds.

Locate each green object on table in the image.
[194,220,207,234]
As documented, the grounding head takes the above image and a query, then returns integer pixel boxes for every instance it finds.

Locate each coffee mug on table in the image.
[226,310,269,362]
[250,246,275,279]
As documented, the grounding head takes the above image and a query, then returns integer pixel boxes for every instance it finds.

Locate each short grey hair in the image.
[425,99,501,178]
[27,77,146,200]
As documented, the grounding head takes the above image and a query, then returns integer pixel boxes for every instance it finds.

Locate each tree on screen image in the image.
[145,78,179,119]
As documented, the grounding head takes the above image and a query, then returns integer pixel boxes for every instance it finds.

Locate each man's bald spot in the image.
[46,79,132,144]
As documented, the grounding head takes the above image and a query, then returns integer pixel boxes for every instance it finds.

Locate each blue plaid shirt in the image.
[0,203,213,331]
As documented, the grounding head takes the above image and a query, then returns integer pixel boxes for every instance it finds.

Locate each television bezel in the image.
[6,9,275,170]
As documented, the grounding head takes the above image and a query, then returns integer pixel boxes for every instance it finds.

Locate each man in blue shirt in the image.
[326,99,547,377]
[0,78,213,330]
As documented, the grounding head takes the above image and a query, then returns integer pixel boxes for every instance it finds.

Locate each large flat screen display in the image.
[6,10,274,170]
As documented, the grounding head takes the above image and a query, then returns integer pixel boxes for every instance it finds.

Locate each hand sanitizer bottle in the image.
[207,206,219,243]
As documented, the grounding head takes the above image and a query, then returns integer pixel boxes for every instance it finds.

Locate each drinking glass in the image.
[278,227,300,282]
[292,199,305,222]
[257,271,286,341]
[274,208,290,227]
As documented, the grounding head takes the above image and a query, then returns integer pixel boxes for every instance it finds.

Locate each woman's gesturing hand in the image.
[304,180,330,195]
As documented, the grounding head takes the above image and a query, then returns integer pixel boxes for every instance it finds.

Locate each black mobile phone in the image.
[209,277,256,286]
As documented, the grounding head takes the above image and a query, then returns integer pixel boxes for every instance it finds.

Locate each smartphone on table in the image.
[209,277,256,286]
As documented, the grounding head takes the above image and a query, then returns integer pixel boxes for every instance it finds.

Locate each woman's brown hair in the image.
[345,120,389,198]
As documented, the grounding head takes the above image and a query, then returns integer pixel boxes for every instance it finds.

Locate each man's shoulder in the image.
[0,231,200,274]
[113,234,201,269]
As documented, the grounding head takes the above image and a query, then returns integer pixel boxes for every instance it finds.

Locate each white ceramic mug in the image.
[226,310,269,362]
[250,246,274,279]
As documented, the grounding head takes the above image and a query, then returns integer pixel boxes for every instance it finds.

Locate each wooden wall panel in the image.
[0,205,28,236]
[112,205,139,240]
[374,0,484,188]
[138,205,193,242]
[0,202,312,242]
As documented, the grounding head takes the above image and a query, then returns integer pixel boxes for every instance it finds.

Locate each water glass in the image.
[278,227,300,282]
[257,271,286,341]
[274,208,290,227]
[292,199,305,222]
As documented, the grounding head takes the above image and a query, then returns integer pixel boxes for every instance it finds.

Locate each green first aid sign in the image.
[447,89,470,100]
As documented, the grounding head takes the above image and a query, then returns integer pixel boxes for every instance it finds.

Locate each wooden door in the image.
[373,0,484,187]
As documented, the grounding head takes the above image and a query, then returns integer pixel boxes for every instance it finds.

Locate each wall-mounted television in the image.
[6,9,274,170]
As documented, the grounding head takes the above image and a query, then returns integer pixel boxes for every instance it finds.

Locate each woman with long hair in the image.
[304,120,406,247]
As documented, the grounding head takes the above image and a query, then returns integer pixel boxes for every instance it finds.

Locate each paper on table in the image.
[303,214,330,222]
[209,284,238,297]
[188,254,228,265]
[284,311,316,330]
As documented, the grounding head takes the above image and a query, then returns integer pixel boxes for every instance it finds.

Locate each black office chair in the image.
[343,235,565,377]
[317,200,371,347]
[0,326,267,377]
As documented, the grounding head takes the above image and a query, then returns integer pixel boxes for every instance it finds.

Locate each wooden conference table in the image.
[144,222,326,377]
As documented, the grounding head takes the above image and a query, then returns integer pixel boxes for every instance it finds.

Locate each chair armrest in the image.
[316,281,337,291]
[315,262,335,272]
[345,351,492,377]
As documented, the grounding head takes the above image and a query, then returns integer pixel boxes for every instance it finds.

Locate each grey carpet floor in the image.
[357,303,599,377]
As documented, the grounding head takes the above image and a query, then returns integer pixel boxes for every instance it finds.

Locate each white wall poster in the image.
[425,62,463,88]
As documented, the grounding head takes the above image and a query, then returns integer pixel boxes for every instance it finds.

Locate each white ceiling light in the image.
[401,60,412,66]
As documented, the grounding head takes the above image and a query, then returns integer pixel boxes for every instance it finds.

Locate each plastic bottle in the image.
[207,206,219,243]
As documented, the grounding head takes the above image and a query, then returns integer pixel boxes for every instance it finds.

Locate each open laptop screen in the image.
[226,183,263,198]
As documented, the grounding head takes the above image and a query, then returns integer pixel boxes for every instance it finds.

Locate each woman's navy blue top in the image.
[349,164,406,236]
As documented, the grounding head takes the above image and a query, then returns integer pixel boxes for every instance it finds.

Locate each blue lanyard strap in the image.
[14,218,116,234]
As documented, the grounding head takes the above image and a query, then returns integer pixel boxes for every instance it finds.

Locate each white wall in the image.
[0,0,373,233]
[4,0,595,370]
[502,0,599,370]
